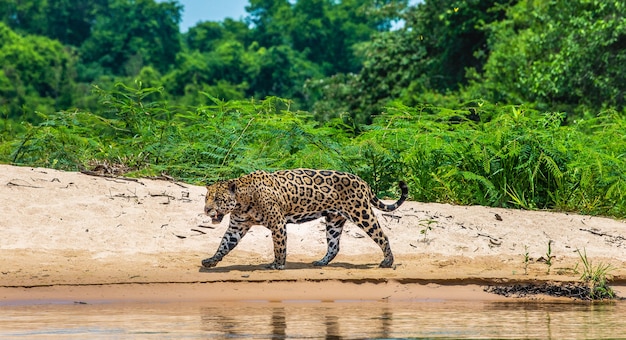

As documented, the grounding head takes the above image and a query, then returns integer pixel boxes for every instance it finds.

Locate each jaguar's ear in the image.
[228,181,237,193]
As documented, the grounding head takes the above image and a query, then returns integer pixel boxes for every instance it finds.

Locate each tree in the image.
[474,0,626,113]
[186,21,226,53]
[306,0,516,124]
[185,18,252,53]
[45,0,109,47]
[0,0,47,36]
[289,0,333,67]
[251,45,322,101]
[246,0,292,47]
[329,0,407,73]
[305,29,427,125]
[289,0,400,75]
[402,0,515,92]
[0,0,108,46]
[0,22,75,119]
[79,0,182,79]
[163,39,256,103]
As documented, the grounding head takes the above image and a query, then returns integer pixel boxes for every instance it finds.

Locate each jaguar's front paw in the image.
[266,262,285,270]
[201,257,219,268]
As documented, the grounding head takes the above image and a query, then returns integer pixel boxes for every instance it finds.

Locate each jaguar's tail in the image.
[371,181,408,212]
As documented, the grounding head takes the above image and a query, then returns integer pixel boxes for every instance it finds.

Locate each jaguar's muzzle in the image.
[210,213,224,224]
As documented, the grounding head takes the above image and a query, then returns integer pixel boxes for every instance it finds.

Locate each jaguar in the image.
[201,169,408,269]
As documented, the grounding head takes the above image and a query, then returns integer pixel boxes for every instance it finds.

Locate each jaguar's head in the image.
[204,181,237,224]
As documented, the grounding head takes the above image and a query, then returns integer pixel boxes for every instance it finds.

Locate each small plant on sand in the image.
[544,240,554,274]
[419,219,437,243]
[576,248,616,300]
[522,245,530,275]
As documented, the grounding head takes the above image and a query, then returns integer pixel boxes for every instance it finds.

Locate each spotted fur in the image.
[202,169,408,269]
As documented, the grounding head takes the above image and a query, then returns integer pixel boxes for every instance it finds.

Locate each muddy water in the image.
[1,300,624,339]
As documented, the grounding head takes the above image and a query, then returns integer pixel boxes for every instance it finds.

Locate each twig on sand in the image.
[580,228,626,245]
[6,181,42,188]
[153,173,188,188]
[150,193,176,200]
[580,228,624,240]
[81,170,145,185]
[381,213,402,222]
[197,224,217,229]
[476,232,502,246]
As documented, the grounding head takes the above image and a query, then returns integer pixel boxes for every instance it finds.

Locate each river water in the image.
[1,299,625,339]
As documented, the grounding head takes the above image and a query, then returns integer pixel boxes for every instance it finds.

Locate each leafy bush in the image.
[2,83,626,217]
[4,83,348,183]
[353,101,626,215]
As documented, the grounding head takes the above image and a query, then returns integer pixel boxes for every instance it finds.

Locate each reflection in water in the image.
[1,300,625,339]
[272,307,286,338]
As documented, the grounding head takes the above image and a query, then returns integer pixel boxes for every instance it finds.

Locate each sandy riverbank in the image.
[1,165,625,304]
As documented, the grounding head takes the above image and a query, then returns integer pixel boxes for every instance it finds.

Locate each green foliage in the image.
[0,0,48,36]
[349,100,626,216]
[306,0,626,123]
[3,81,626,218]
[305,0,516,124]
[2,0,626,220]
[473,0,626,113]
[2,0,626,127]
[0,0,107,46]
[554,111,626,216]
[4,84,348,183]
[79,0,182,78]
[402,0,515,92]
[246,0,400,77]
[0,22,75,120]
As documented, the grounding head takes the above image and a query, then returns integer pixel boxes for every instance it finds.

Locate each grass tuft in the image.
[576,248,616,300]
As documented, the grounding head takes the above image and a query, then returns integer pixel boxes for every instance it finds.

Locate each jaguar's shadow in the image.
[198,261,377,273]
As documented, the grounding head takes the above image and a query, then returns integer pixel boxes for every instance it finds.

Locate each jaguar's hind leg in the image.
[355,208,394,268]
[313,213,347,266]
[267,221,289,270]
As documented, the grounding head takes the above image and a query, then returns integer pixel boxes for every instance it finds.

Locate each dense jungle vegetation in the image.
[1,0,625,217]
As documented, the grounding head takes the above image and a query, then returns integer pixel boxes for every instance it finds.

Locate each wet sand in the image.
[3,280,625,306]
[0,281,508,305]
